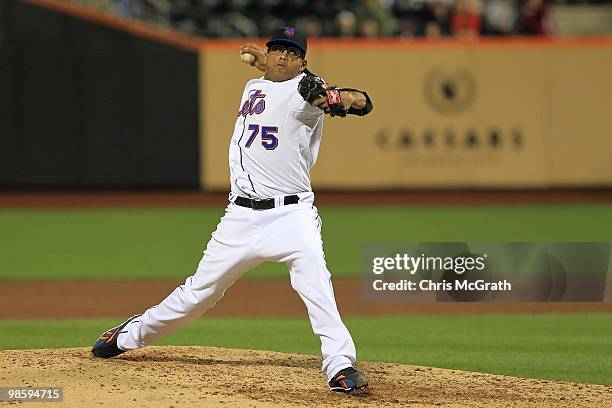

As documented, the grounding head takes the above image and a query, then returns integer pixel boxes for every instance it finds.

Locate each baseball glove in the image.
[298,75,347,117]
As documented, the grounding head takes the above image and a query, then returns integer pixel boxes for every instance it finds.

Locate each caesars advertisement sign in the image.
[200,42,612,190]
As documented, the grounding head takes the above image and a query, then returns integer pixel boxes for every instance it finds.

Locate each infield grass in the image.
[0,314,610,386]
[1,204,612,280]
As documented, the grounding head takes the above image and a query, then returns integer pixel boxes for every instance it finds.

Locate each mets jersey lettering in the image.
[238,90,266,117]
[229,73,324,199]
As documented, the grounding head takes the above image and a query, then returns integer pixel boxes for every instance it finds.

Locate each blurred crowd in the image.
[111,0,557,38]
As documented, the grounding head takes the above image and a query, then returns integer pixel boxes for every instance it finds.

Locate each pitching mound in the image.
[1,347,610,407]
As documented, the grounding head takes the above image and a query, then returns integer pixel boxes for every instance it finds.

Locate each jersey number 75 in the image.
[244,124,278,150]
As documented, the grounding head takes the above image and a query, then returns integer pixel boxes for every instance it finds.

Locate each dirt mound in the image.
[1,346,610,407]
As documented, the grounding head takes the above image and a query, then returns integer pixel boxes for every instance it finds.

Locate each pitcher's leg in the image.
[287,251,356,380]
[118,205,260,350]
[119,255,260,350]
[257,205,357,380]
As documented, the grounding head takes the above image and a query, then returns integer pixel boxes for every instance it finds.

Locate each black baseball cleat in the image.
[91,314,141,358]
[329,367,369,395]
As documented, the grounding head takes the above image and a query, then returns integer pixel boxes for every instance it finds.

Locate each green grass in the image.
[1,204,612,280]
[0,314,610,386]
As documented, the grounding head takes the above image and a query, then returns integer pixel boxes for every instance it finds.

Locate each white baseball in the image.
[240,52,256,65]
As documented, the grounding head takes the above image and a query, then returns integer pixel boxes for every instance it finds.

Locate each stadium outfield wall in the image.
[3,0,612,190]
[0,0,199,188]
[201,39,612,190]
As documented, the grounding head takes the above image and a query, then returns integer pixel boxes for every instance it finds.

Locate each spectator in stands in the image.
[354,0,397,36]
[359,17,382,38]
[168,0,214,36]
[116,0,169,24]
[420,0,452,37]
[520,0,555,35]
[396,16,418,38]
[296,15,324,38]
[336,10,358,37]
[425,21,444,37]
[96,0,559,39]
[483,0,518,36]
[451,0,482,38]
[209,11,259,38]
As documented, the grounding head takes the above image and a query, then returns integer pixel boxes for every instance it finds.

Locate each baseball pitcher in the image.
[92,27,373,395]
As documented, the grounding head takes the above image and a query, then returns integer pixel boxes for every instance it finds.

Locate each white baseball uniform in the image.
[118,72,357,380]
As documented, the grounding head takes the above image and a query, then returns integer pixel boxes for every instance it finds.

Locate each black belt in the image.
[234,195,299,210]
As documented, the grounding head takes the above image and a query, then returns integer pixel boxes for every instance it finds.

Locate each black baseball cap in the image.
[266,27,307,57]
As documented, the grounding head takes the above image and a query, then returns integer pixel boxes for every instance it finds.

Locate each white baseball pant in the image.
[118,192,356,380]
